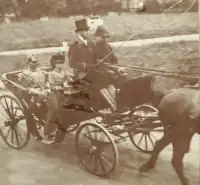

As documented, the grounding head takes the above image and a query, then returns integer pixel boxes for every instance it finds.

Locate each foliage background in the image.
[0,0,197,19]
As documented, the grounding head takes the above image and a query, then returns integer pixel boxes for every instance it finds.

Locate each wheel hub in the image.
[4,120,12,127]
[88,145,97,154]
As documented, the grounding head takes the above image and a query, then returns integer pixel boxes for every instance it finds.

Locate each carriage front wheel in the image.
[0,93,30,149]
[129,104,163,153]
[75,122,119,177]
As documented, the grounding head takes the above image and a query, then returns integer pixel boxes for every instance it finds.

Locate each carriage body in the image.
[1,67,156,121]
[0,67,162,177]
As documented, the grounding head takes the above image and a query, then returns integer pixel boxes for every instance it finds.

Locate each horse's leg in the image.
[171,151,188,185]
[139,132,171,172]
[171,131,194,185]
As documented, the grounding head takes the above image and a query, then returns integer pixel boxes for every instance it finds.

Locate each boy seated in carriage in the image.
[41,51,71,144]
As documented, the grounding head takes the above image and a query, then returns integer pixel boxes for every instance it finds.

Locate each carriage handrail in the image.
[1,70,28,91]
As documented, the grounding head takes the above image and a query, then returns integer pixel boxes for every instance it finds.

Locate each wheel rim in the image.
[129,105,163,153]
[130,128,163,153]
[75,122,118,176]
[0,95,29,149]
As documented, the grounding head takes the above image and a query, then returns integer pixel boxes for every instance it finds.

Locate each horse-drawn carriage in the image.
[0,67,163,176]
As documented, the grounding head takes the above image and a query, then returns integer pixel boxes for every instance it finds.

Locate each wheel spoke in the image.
[10,99,14,116]
[137,133,145,146]
[147,133,155,148]
[149,132,157,140]
[0,100,11,119]
[13,107,21,118]
[15,126,24,144]
[100,152,112,168]
[94,156,99,172]
[144,134,148,151]
[6,127,11,139]
[99,156,106,172]
[14,128,20,146]
[11,128,15,145]
[4,97,12,118]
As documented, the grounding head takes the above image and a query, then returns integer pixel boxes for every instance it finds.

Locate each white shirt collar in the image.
[77,36,88,45]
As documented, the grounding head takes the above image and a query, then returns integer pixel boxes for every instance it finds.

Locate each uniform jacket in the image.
[48,69,69,90]
[19,68,47,89]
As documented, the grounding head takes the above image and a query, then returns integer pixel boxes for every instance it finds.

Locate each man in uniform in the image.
[19,54,47,89]
[18,54,49,140]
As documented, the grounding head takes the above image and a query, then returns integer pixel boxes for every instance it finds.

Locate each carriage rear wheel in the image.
[75,121,119,177]
[129,104,163,153]
[0,94,30,149]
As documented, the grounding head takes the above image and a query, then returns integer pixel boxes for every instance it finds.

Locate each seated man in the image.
[19,54,48,93]
[18,54,49,140]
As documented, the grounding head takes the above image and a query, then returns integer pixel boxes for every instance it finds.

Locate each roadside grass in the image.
[0,41,198,90]
[0,12,197,51]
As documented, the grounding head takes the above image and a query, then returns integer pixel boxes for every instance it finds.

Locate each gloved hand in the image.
[28,88,39,95]
[53,86,63,91]
[117,67,127,75]
[28,88,49,96]
[83,63,96,70]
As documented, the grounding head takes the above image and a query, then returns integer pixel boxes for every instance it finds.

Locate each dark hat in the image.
[50,52,65,68]
[75,19,89,33]
[27,54,38,64]
[94,26,110,38]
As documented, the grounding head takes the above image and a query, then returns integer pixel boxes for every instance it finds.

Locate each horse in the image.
[139,87,200,185]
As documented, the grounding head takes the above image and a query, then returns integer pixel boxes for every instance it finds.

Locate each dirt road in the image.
[0,123,199,185]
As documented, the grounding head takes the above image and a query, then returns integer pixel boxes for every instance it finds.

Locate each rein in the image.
[105,63,200,82]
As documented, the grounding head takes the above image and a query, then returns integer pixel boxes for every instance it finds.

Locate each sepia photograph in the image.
[0,0,199,185]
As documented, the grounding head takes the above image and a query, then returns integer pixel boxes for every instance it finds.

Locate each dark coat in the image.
[68,40,97,72]
[94,39,118,65]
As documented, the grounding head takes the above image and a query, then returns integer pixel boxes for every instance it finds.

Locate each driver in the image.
[93,26,126,111]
